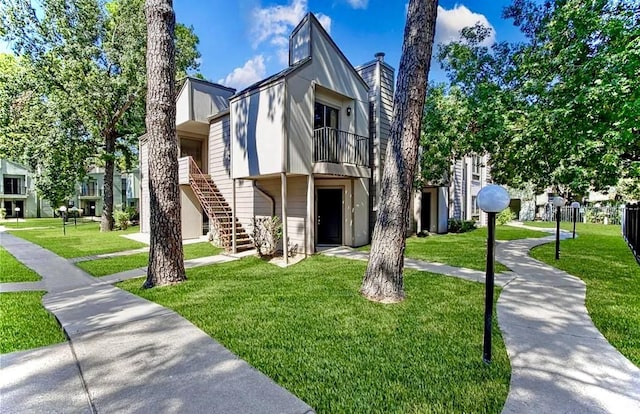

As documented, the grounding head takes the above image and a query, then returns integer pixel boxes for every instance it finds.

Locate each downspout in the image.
[253,181,276,216]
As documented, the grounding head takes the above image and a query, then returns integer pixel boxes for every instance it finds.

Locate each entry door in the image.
[317,188,342,245]
[420,192,431,232]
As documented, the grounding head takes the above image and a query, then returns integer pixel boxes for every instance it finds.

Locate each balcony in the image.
[313,127,369,167]
[79,187,102,198]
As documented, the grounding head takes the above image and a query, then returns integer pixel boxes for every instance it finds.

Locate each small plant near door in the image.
[251,216,282,257]
[0,207,6,220]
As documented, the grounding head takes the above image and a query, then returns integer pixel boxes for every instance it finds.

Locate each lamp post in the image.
[71,206,78,227]
[552,196,565,259]
[477,184,511,363]
[59,206,67,235]
[91,205,95,217]
[14,207,20,226]
[570,201,580,239]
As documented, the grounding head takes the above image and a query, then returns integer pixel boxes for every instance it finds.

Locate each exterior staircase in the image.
[187,158,253,252]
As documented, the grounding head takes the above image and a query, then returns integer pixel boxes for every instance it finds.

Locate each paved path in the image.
[323,233,640,413]
[0,232,313,414]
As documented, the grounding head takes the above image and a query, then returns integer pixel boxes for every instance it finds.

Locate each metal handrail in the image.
[187,157,233,242]
[313,127,369,167]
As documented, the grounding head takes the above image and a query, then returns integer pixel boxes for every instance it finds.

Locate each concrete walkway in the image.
[323,234,640,413]
[0,232,313,414]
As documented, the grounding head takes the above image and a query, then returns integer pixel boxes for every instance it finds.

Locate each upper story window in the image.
[472,155,482,180]
[3,177,24,195]
[314,102,339,130]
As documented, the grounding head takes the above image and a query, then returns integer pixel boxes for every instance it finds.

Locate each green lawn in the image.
[0,247,40,283]
[78,242,223,277]
[8,222,146,258]
[529,222,640,368]
[0,292,66,353]
[1,217,93,229]
[119,255,510,413]
[361,225,548,273]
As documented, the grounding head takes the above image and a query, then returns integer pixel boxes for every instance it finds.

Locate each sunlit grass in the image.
[78,242,223,277]
[119,255,510,413]
[0,247,40,283]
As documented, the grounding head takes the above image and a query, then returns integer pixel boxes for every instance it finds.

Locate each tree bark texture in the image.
[143,0,186,288]
[361,0,438,303]
[100,134,115,232]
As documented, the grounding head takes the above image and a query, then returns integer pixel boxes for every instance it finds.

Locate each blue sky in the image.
[173,0,526,89]
[1,0,526,89]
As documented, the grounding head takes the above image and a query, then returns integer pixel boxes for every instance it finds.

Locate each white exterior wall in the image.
[231,81,286,179]
[176,83,190,126]
[180,185,203,239]
[209,116,255,235]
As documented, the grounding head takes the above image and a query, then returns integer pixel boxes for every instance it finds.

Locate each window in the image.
[314,102,339,130]
[472,155,482,180]
[471,195,479,216]
[3,177,23,195]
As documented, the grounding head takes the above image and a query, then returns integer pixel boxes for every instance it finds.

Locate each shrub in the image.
[0,207,6,220]
[448,219,477,233]
[251,216,282,257]
[496,208,516,225]
[113,209,130,230]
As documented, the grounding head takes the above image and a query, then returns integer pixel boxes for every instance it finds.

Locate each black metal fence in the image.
[623,203,640,263]
[313,127,369,167]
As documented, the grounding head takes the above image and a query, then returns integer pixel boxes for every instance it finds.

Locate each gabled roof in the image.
[231,12,369,99]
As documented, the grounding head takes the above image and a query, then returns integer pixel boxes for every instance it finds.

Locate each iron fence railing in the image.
[313,127,369,167]
[542,204,623,225]
[623,203,640,264]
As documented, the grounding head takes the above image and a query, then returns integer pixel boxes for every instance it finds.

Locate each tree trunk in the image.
[143,0,186,288]
[100,134,115,232]
[361,0,438,303]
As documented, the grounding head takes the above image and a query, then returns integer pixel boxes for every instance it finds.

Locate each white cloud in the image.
[251,0,332,66]
[435,5,495,46]
[345,0,368,9]
[219,55,267,90]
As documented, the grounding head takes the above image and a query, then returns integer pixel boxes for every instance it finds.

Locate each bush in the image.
[126,206,139,223]
[0,207,6,220]
[113,209,130,230]
[251,216,282,257]
[496,208,516,225]
[448,219,477,233]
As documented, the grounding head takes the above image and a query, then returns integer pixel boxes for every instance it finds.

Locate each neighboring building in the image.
[447,154,492,226]
[139,13,498,255]
[71,166,140,216]
[1,159,36,218]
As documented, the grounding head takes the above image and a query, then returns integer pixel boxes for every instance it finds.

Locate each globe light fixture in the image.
[477,184,510,363]
[570,201,580,239]
[14,207,20,226]
[59,205,67,235]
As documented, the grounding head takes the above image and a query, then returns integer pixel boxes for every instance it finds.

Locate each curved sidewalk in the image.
[0,232,313,414]
[496,236,640,413]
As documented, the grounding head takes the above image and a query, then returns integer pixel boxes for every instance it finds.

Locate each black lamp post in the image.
[14,207,20,227]
[570,201,580,239]
[71,207,78,227]
[477,184,511,363]
[552,196,565,260]
[59,205,67,235]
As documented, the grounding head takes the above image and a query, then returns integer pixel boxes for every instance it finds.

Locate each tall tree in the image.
[0,0,200,230]
[143,0,185,288]
[361,0,439,303]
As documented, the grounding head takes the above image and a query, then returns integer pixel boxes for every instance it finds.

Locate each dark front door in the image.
[420,192,431,232]
[317,188,342,245]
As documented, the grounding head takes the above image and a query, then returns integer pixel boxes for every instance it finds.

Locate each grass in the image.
[528,222,640,368]
[8,221,146,258]
[1,217,91,229]
[0,291,66,353]
[119,255,510,413]
[77,242,223,277]
[361,225,548,273]
[0,247,40,283]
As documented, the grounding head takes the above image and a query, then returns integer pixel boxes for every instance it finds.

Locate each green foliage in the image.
[113,208,130,230]
[0,291,66,353]
[119,255,511,413]
[0,246,40,283]
[0,0,201,218]
[529,223,640,367]
[0,207,5,220]
[447,218,477,233]
[438,1,640,193]
[250,216,283,257]
[496,208,516,225]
